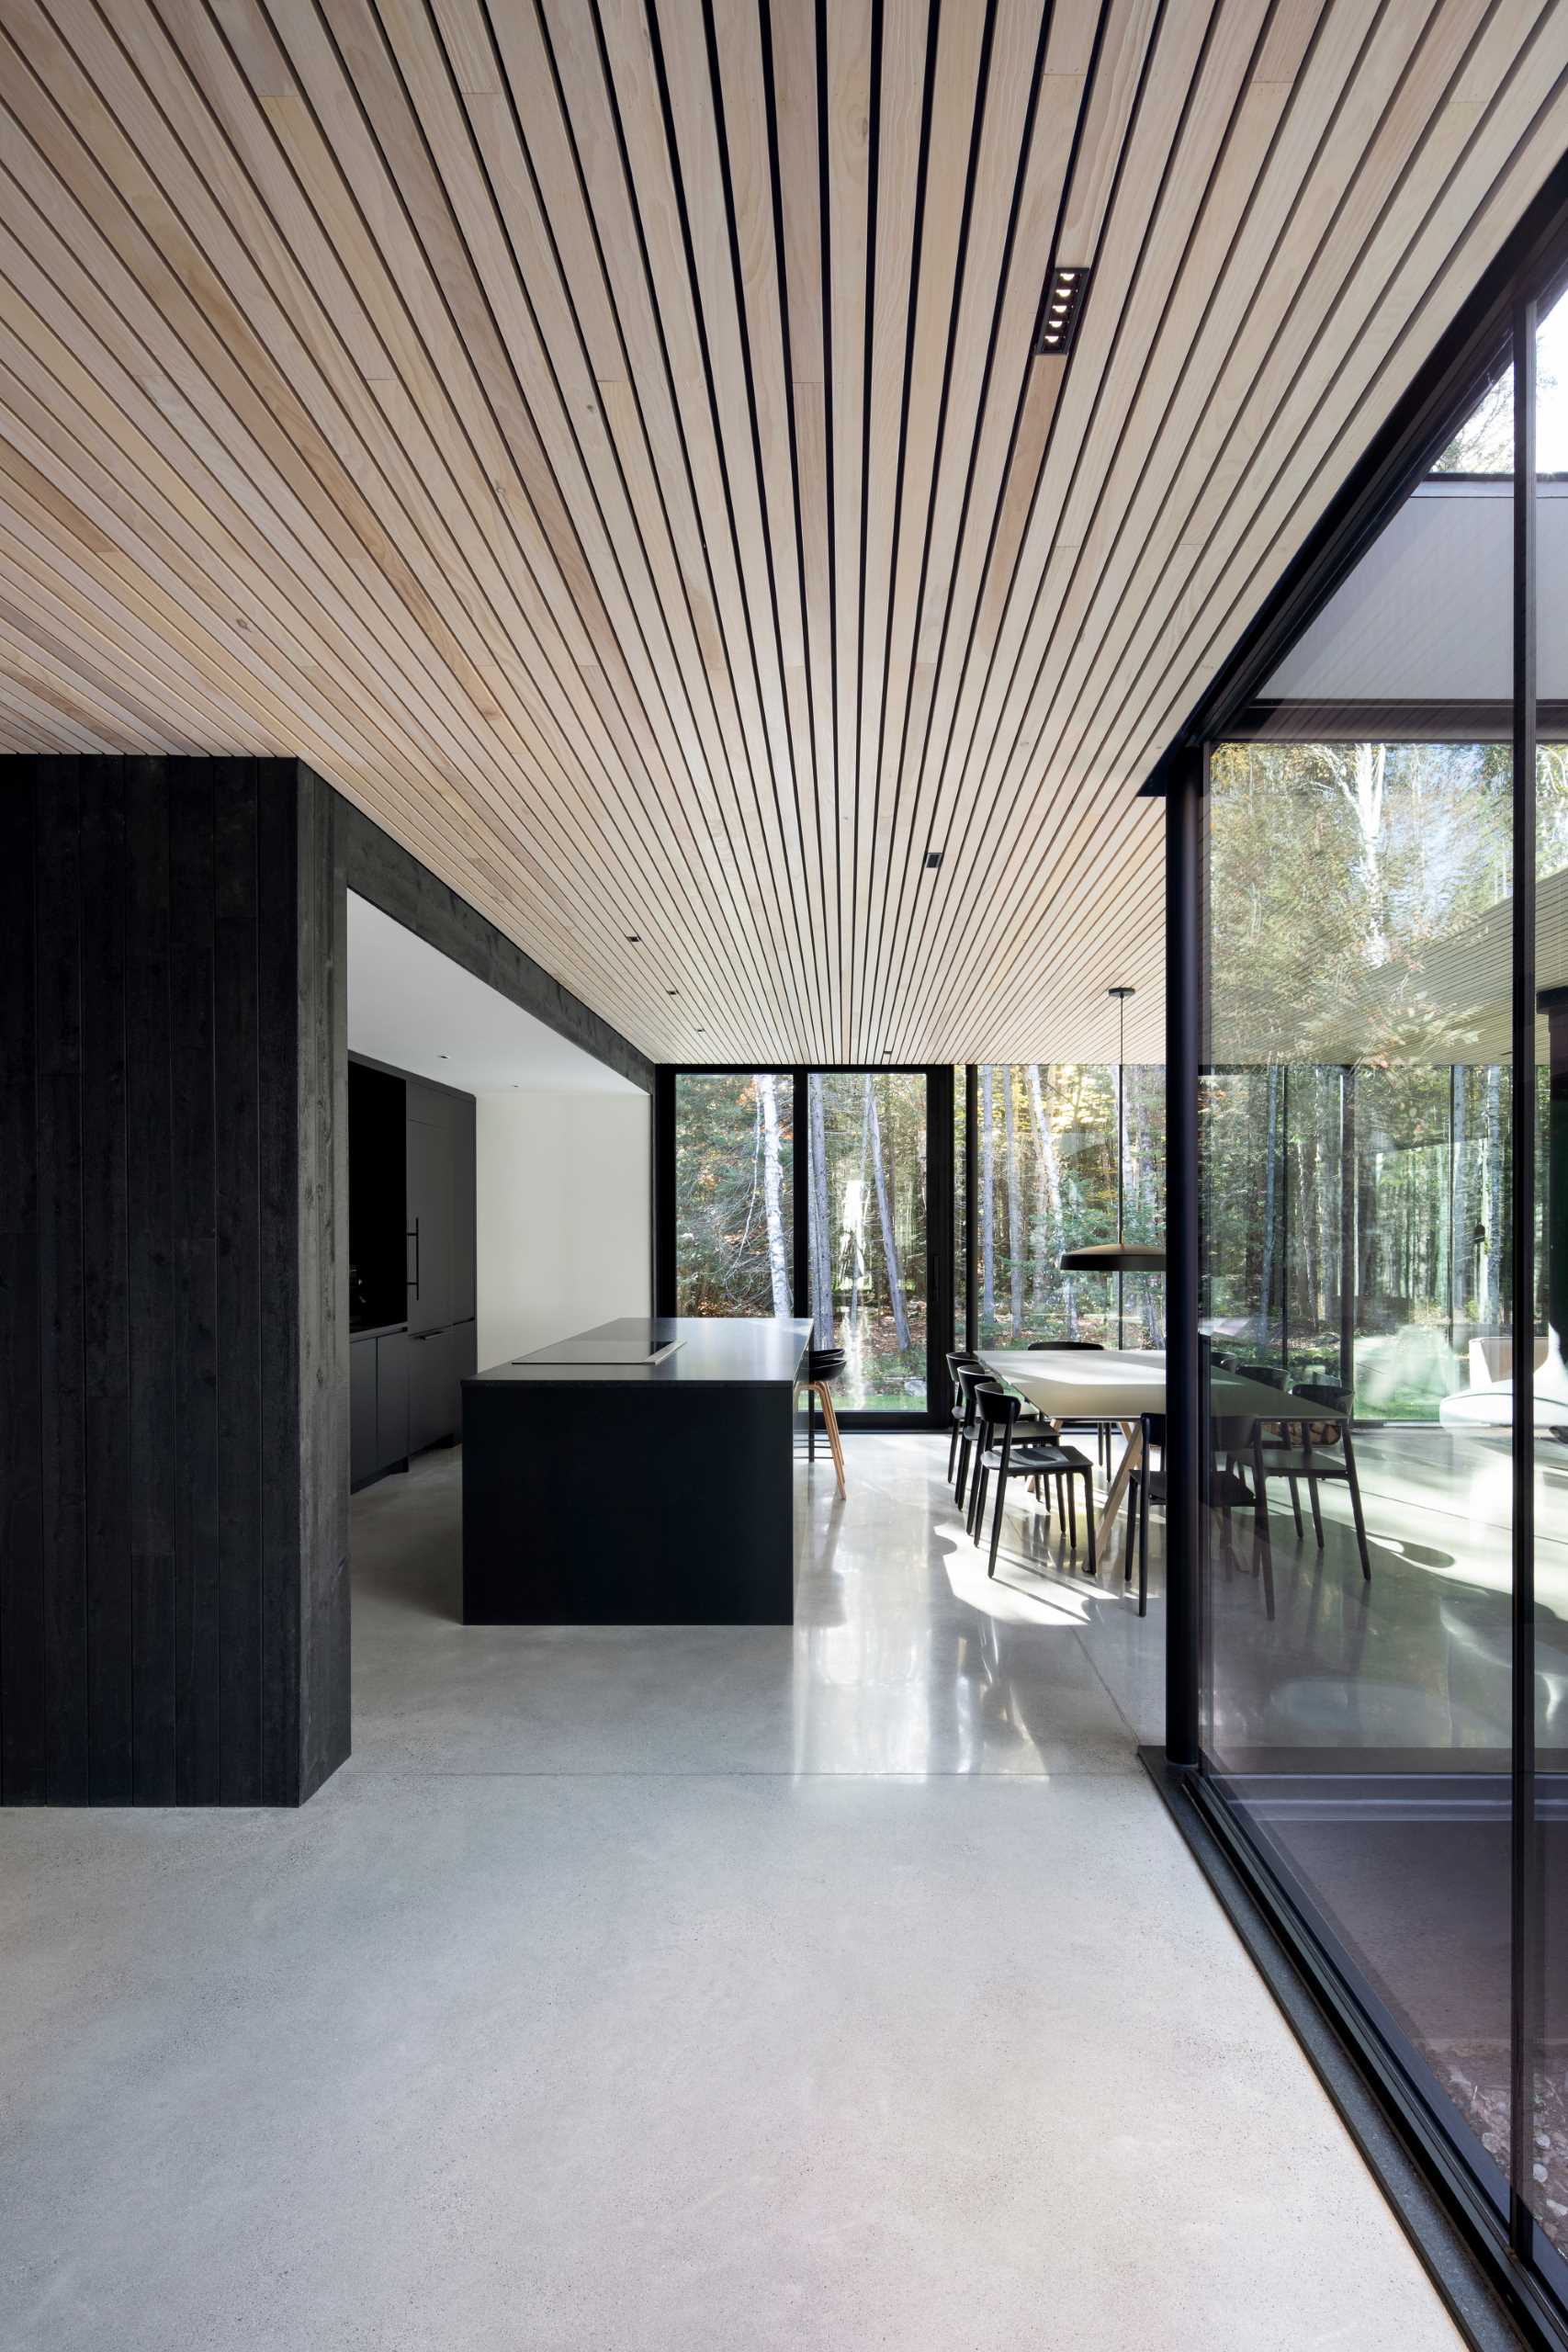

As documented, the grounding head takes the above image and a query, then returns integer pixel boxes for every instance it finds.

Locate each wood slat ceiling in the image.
[2,0,1566,1066]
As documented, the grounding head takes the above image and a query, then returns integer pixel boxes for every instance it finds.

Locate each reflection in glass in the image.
[1533,285,1568,2268]
[1201,345,1517,2203]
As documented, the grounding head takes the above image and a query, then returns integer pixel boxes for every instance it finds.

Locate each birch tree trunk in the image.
[980,1065,996,1336]
[1025,1064,1060,1317]
[1259,1064,1280,1348]
[1483,1064,1503,1324]
[756,1075,793,1318]
[849,1075,872,1324]
[867,1080,910,1351]
[1328,740,1389,964]
[1451,1067,1469,1317]
[1132,1085,1163,1344]
[1003,1071,1024,1338]
[808,1074,834,1344]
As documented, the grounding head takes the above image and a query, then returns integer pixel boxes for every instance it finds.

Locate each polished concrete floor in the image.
[0,1433,1464,2349]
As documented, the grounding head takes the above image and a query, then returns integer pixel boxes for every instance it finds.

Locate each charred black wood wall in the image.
[0,755,347,1805]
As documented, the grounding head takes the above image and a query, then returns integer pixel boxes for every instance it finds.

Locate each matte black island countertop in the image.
[462,1316,812,1626]
[471,1315,813,1387]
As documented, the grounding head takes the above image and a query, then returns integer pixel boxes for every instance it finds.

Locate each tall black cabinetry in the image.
[350,1058,476,1489]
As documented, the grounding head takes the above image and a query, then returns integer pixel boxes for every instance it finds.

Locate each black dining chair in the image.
[945,1350,983,1488]
[968,1381,1096,1579]
[1228,1362,1310,1531]
[1124,1412,1273,1617]
[952,1363,991,1510]
[1250,1380,1371,1580]
[805,1346,847,1497]
[1028,1338,1112,1471]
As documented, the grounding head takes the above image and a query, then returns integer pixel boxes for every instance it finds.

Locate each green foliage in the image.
[672,1074,792,1318]
[1203,741,1564,1414]
[673,1069,930,1410]
[964,1064,1166,1350]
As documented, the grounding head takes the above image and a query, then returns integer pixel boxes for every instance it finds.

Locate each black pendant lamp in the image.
[1058,987,1168,1276]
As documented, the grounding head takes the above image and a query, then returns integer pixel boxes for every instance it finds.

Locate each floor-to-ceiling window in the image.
[1531,295,1568,2290]
[665,1068,944,1422]
[1204,718,1517,2184]
[671,1071,795,1317]
[666,1061,1162,1417]
[963,1064,1166,1349]
[806,1072,928,1412]
[1188,262,1568,2331]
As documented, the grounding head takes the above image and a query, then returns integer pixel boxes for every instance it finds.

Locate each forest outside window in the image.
[964,1064,1166,1351]
[670,1069,931,1414]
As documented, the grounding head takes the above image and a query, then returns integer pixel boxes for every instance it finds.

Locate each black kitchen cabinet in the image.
[376,1331,410,1470]
[350,1338,378,1481]
[350,1326,411,1490]
[405,1083,454,1335]
[408,1326,453,1455]
[349,1057,476,1484]
[453,1108,476,1324]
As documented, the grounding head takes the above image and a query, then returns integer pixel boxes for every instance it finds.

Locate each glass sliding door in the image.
[671,1071,795,1317]
[806,1071,928,1411]
[662,1067,946,1421]
[1531,283,1568,2290]
[1201,330,1519,2208]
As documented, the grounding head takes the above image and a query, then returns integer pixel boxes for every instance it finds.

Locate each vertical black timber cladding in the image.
[80,760,133,1802]
[125,759,176,1803]
[214,762,263,1804]
[0,757,348,1805]
[0,772,43,1798]
[35,763,87,1801]
[170,760,220,1803]
[296,771,350,1798]
[256,765,301,1802]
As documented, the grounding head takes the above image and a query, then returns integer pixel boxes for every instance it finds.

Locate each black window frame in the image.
[1157,153,1568,2352]
[656,1064,954,1430]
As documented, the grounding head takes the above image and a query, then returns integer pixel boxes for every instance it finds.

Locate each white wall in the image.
[475,1090,651,1368]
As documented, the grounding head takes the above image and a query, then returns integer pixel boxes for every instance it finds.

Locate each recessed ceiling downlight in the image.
[1035,264,1090,357]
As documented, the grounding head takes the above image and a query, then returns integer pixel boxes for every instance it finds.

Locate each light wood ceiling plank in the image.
[511,0,808,1051]
[378,0,801,1050]
[848,0,933,1056]
[0,0,1560,1064]
[859,0,1049,1043]
[587,0,821,1051]
[276,0,794,1042]
[940,39,1568,1058]
[824,0,874,1054]
[705,0,835,1051]
[885,0,1215,1054]
[26,0,754,1046]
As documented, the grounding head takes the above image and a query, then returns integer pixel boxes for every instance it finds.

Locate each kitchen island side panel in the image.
[461,1377,797,1626]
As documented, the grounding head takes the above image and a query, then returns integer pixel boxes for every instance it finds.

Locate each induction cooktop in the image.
[513,1319,684,1367]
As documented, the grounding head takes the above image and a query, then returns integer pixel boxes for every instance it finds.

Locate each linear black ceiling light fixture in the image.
[1035,265,1089,356]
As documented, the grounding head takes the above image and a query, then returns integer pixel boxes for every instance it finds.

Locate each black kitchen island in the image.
[461,1316,813,1625]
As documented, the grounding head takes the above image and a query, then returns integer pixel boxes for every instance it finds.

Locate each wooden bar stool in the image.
[806,1346,848,1496]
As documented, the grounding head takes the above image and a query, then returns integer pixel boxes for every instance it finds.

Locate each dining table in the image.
[973,1347,1345,1567]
